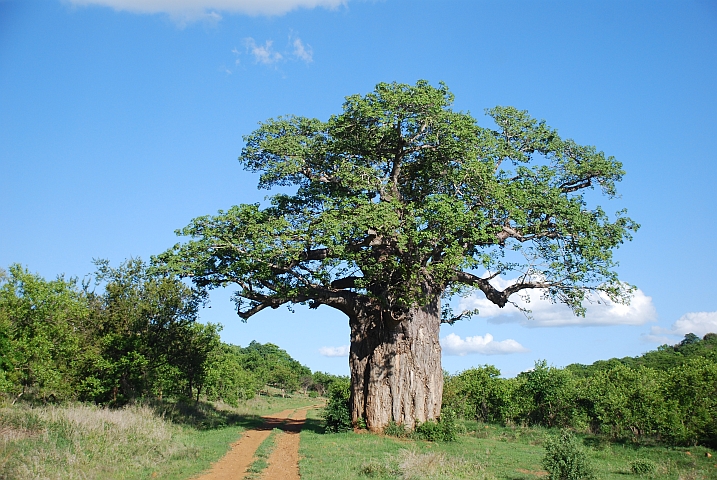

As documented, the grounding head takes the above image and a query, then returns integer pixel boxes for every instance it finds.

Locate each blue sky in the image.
[2,0,716,377]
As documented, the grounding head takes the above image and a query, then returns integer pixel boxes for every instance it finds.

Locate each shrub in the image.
[384,420,409,438]
[415,420,443,441]
[542,430,595,480]
[438,409,460,441]
[308,390,318,398]
[630,458,657,476]
[383,410,460,441]
[414,410,459,442]
[323,378,352,432]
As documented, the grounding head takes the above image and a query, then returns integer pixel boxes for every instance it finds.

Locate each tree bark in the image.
[348,296,443,432]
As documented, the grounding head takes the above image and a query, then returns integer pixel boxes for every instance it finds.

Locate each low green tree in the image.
[0,265,89,402]
[518,360,576,428]
[323,377,352,432]
[663,358,717,447]
[583,364,667,439]
[203,344,260,405]
[82,258,207,403]
[311,371,340,396]
[443,365,509,423]
[237,341,310,394]
[178,322,222,402]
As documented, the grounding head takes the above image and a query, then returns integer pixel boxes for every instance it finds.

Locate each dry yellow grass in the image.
[0,403,190,479]
[0,395,320,480]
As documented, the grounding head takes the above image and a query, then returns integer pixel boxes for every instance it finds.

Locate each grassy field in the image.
[299,409,717,480]
[0,395,317,480]
[2,397,715,479]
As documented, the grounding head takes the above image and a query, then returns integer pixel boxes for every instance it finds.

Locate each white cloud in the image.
[67,0,346,19]
[319,345,350,357]
[672,311,717,336]
[292,37,313,63]
[201,11,223,22]
[458,276,656,328]
[243,38,283,65]
[230,35,313,71]
[646,311,717,343]
[441,333,528,356]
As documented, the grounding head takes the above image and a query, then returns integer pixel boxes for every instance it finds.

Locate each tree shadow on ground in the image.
[143,398,264,431]
[582,433,659,451]
[300,417,326,434]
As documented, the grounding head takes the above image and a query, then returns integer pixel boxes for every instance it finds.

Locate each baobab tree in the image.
[157,81,637,431]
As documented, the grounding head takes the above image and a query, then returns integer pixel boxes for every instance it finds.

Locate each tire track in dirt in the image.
[259,407,311,480]
[193,409,296,480]
[193,405,320,480]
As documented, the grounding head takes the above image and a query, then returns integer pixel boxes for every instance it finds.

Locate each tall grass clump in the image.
[0,403,190,479]
[361,449,491,480]
[542,429,595,480]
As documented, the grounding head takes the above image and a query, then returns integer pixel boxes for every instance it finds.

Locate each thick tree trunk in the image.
[349,296,443,432]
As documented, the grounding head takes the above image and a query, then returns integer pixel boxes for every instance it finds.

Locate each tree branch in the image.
[230,270,362,320]
[441,308,478,325]
[560,177,592,193]
[331,276,362,289]
[495,225,559,244]
[452,271,510,307]
[452,270,555,308]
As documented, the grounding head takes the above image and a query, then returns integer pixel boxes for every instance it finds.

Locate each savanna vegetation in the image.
[301,404,716,480]
[0,394,320,479]
[1,262,715,479]
[310,334,717,479]
[0,260,342,407]
[316,333,717,451]
[0,261,344,479]
[442,332,717,449]
[2,80,715,478]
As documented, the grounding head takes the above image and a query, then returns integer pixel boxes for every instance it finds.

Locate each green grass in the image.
[245,428,282,478]
[299,411,717,480]
[0,394,318,480]
[3,398,715,479]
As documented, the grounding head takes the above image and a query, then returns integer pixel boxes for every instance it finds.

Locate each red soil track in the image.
[193,406,316,480]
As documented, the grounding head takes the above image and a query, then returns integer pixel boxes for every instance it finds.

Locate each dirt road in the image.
[259,408,309,480]
[193,406,316,480]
